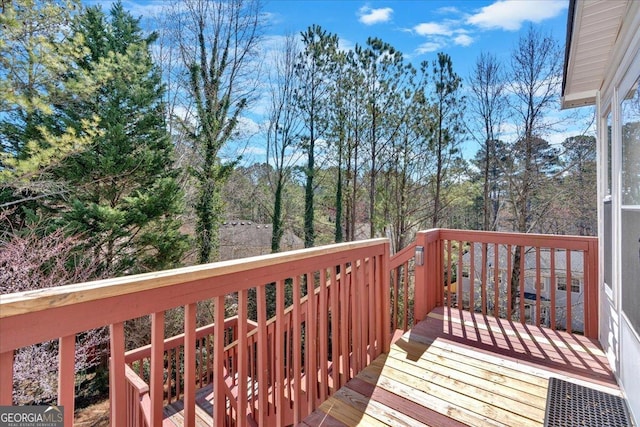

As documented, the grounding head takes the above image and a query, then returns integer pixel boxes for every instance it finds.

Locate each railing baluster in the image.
[470,243,475,312]
[237,290,248,427]
[374,255,383,351]
[351,262,360,376]
[361,261,369,365]
[292,275,301,424]
[275,280,285,427]
[393,266,399,331]
[494,243,500,317]
[150,311,165,426]
[339,263,349,388]
[381,246,391,353]
[58,334,75,427]
[318,268,328,404]
[566,250,572,333]
[307,271,318,414]
[481,242,488,315]
[0,350,13,405]
[213,295,225,426]
[507,244,512,320]
[330,267,340,393]
[458,242,464,311]
[358,260,367,373]
[256,285,268,426]
[167,348,173,403]
[184,303,196,427]
[402,260,409,331]
[446,240,452,309]
[536,247,542,327]
[550,249,556,330]
[367,257,376,362]
[519,247,526,324]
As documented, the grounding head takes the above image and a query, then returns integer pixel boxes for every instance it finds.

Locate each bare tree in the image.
[507,25,563,233]
[266,33,303,252]
[0,215,107,405]
[468,52,506,231]
[168,0,263,263]
[506,25,563,313]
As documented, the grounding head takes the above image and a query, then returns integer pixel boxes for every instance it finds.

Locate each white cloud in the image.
[338,37,355,53]
[358,6,393,25]
[454,34,474,47]
[437,6,460,15]
[415,41,444,54]
[413,22,452,36]
[467,0,568,31]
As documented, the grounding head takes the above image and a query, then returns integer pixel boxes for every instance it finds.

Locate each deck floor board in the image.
[163,307,620,426]
[303,306,620,426]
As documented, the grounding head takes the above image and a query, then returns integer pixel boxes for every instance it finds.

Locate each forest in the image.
[0,0,596,406]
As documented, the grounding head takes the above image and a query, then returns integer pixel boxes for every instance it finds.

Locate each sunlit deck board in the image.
[302,306,620,427]
[163,383,215,426]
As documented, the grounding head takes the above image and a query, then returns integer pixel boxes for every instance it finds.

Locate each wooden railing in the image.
[0,238,390,426]
[124,317,248,405]
[0,230,599,425]
[124,365,151,426]
[413,229,599,338]
[389,242,417,332]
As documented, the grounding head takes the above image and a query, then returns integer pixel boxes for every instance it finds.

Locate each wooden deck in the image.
[300,306,620,427]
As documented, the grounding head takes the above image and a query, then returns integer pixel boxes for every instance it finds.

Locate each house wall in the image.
[596,3,640,420]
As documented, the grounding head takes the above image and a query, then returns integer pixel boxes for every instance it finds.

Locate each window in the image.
[557,277,581,293]
[622,81,640,205]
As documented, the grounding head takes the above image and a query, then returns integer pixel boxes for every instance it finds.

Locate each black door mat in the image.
[545,377,633,427]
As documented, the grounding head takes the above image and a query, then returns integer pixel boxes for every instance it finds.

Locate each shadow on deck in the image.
[300,306,619,427]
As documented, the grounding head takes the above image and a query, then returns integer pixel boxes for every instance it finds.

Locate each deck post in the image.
[584,238,599,339]
[414,231,428,322]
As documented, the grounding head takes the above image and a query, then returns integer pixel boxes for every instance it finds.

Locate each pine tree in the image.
[0,0,101,224]
[56,2,188,275]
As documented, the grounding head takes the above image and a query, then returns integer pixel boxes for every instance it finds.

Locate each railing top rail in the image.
[0,238,388,352]
[0,238,387,319]
[124,316,241,363]
[389,242,416,269]
[423,228,597,250]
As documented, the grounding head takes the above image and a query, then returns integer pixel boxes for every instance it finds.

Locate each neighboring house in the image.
[219,221,304,260]
[563,0,640,420]
[455,245,586,332]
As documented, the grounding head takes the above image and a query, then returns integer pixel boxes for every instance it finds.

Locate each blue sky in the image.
[86,0,589,162]
[263,0,569,78]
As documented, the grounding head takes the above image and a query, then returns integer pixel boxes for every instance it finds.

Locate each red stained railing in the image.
[413,229,598,337]
[0,229,599,426]
[0,238,390,426]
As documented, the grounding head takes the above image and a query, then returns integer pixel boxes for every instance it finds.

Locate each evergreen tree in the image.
[0,0,102,225]
[429,53,465,227]
[56,2,188,275]
[296,25,338,247]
